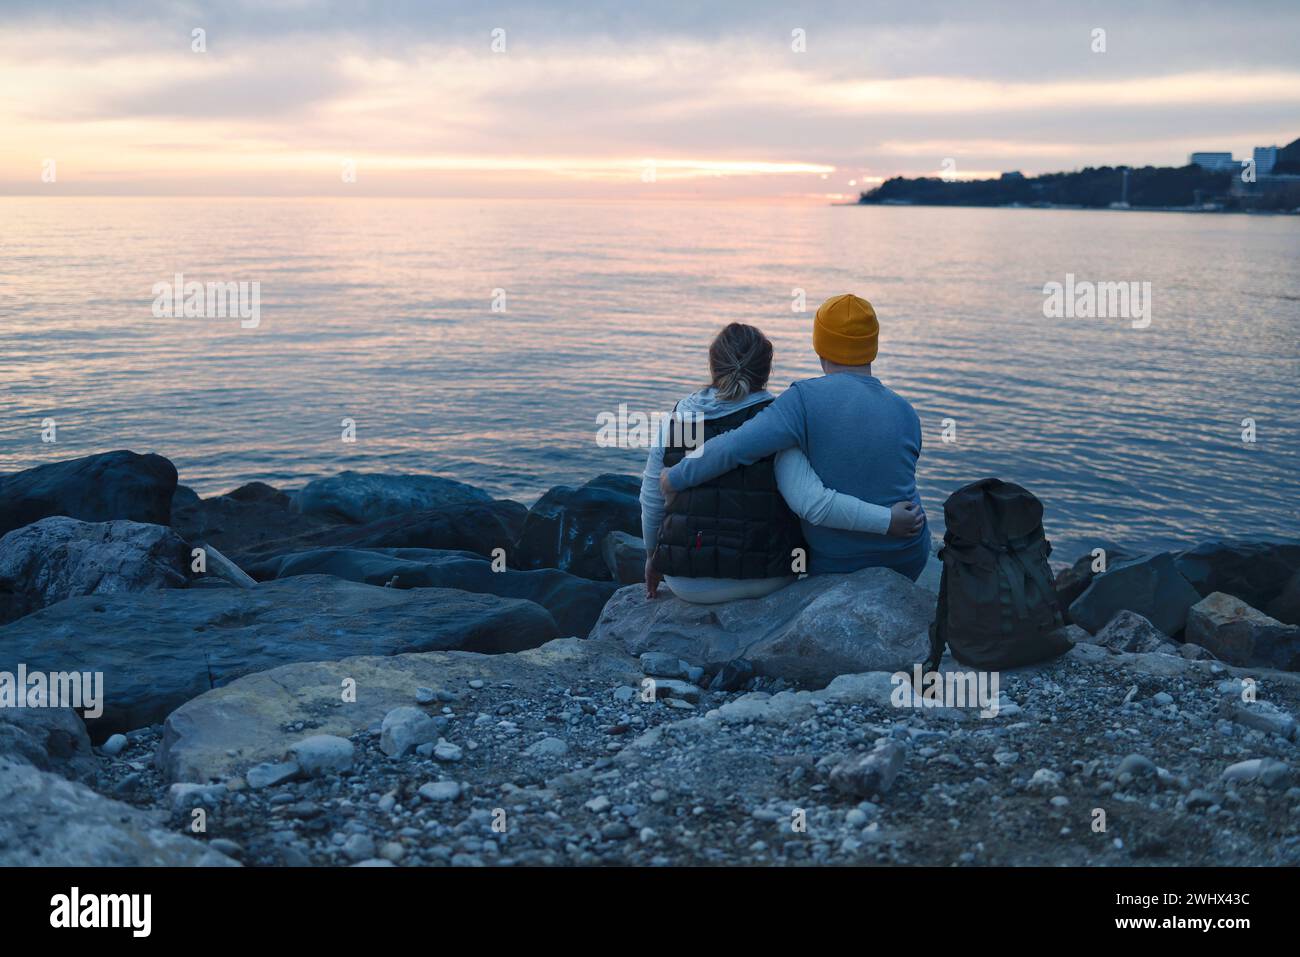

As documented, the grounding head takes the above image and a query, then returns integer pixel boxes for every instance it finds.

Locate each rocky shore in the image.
[1,450,1298,866]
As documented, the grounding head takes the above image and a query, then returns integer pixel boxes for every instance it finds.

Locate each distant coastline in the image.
[856,136,1300,214]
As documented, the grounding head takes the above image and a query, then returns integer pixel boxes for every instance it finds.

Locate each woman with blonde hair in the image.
[640,322,923,603]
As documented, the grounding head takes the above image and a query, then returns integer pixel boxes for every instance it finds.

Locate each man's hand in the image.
[658,468,676,505]
[887,501,925,538]
[645,557,663,599]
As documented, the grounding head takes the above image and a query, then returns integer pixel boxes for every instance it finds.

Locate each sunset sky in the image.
[2,0,1297,200]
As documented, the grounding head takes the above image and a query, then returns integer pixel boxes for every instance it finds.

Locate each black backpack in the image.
[925,478,1072,671]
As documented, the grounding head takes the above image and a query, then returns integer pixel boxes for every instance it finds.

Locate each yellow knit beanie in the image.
[813,293,878,365]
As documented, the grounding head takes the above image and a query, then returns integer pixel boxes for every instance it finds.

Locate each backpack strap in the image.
[923,547,948,672]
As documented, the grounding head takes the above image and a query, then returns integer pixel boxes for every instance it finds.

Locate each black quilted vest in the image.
[652,399,806,579]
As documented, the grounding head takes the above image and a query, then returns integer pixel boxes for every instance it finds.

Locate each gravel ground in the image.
[94,646,1300,866]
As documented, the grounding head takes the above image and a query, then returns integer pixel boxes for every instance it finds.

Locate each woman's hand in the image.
[887,501,925,538]
[658,469,676,505]
[645,557,663,599]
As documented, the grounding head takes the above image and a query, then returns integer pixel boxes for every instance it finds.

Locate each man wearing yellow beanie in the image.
[661,294,929,580]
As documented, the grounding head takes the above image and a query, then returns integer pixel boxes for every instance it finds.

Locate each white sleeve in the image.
[639,416,671,557]
[774,448,891,535]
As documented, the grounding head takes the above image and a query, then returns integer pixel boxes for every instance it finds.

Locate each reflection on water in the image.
[1,198,1297,559]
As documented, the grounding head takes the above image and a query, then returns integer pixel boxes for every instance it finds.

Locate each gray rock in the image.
[228,496,528,569]
[592,566,932,686]
[649,678,701,703]
[1266,570,1300,626]
[380,707,438,758]
[1087,611,1179,655]
[639,652,690,679]
[0,758,237,866]
[100,733,128,757]
[288,735,354,776]
[602,530,646,585]
[1185,592,1300,670]
[0,574,559,735]
[168,782,228,809]
[0,450,178,539]
[1027,768,1064,791]
[433,741,463,762]
[0,706,97,782]
[1052,543,1134,619]
[524,736,569,758]
[512,474,641,580]
[828,742,905,797]
[157,637,639,783]
[170,481,339,567]
[208,838,244,859]
[298,471,492,524]
[1222,758,1292,788]
[342,833,376,861]
[1114,754,1158,778]
[419,780,461,802]
[246,547,614,637]
[0,517,189,623]
[1220,700,1297,740]
[1068,552,1202,636]
[244,760,300,789]
[1175,540,1300,612]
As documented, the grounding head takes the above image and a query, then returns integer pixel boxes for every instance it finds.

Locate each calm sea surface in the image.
[1,198,1297,560]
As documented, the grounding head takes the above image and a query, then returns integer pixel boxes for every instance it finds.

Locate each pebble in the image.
[419,781,462,802]
[289,735,355,776]
[246,760,301,789]
[1114,753,1158,778]
[524,737,569,758]
[469,680,485,689]
[209,838,244,858]
[584,796,611,813]
[380,707,439,758]
[434,741,463,762]
[100,734,128,757]
[342,834,376,861]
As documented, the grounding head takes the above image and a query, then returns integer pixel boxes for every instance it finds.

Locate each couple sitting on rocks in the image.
[641,293,929,604]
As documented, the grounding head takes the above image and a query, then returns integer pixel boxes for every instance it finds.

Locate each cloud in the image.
[1,1,1297,196]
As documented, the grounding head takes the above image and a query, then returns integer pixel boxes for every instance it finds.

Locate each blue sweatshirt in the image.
[664,371,928,576]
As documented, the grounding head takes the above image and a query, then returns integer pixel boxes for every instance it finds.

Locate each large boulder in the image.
[0,706,97,783]
[240,500,528,565]
[246,547,616,637]
[1267,570,1300,626]
[297,471,492,524]
[0,758,237,866]
[157,637,640,783]
[0,575,559,736]
[513,474,641,580]
[602,531,646,585]
[1175,540,1300,611]
[1185,592,1300,670]
[0,450,177,537]
[171,481,340,565]
[0,517,190,623]
[1068,552,1201,636]
[589,566,933,686]
[1052,543,1134,620]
